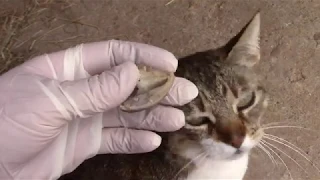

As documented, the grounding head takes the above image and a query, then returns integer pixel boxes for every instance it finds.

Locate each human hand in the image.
[0,40,198,180]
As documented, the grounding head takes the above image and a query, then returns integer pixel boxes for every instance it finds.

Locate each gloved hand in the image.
[0,40,198,180]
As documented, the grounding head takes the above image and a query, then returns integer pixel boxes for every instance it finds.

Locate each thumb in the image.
[57,62,139,120]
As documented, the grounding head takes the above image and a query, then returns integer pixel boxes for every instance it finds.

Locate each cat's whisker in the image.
[262,140,309,176]
[263,135,308,159]
[257,144,276,165]
[262,125,317,133]
[172,151,207,180]
[264,134,302,150]
[264,134,320,174]
[261,121,292,128]
[260,141,293,180]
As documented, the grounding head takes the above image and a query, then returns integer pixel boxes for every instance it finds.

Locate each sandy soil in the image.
[1,0,320,179]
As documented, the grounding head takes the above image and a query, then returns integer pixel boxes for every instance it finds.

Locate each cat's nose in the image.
[231,133,245,149]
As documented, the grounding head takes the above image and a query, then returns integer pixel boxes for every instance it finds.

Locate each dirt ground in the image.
[1,0,320,179]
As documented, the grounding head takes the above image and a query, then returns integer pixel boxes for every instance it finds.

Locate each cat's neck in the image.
[168,132,247,160]
[185,154,249,180]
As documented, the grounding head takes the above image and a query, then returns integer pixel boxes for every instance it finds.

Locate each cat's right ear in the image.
[221,12,261,67]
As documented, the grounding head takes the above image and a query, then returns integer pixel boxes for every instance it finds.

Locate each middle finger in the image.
[102,105,185,132]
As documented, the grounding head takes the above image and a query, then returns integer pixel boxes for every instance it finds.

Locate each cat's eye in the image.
[185,117,213,134]
[188,117,211,126]
[237,91,256,112]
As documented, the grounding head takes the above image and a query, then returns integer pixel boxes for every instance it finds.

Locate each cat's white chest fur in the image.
[185,153,248,180]
[172,131,257,180]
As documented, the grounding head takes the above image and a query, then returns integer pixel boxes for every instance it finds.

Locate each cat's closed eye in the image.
[237,91,255,112]
[219,81,256,115]
[189,117,212,126]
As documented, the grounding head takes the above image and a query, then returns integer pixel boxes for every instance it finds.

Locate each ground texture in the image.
[1,0,320,179]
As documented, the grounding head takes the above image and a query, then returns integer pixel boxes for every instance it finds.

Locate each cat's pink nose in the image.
[231,134,245,149]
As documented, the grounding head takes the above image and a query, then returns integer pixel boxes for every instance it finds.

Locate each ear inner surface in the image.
[120,65,175,112]
[226,12,261,67]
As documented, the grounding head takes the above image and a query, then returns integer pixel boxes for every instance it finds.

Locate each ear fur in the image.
[224,12,261,67]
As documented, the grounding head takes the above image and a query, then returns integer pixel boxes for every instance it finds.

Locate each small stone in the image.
[307,145,316,155]
[270,43,281,58]
[280,171,291,180]
[288,69,305,83]
[313,32,320,41]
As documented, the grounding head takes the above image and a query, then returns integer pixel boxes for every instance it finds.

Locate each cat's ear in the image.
[223,12,261,67]
[120,65,175,112]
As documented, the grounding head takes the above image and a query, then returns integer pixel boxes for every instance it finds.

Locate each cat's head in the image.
[173,12,268,160]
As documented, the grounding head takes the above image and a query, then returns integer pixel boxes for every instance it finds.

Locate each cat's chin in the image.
[200,139,251,161]
[169,134,256,162]
[229,149,249,160]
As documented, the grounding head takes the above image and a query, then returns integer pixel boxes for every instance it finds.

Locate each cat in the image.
[59,12,269,180]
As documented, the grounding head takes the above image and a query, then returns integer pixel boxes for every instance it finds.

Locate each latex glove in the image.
[0,40,198,180]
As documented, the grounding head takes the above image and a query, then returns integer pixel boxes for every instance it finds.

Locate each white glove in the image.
[0,40,198,180]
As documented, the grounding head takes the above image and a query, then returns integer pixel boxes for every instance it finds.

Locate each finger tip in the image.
[150,47,177,72]
[123,41,178,72]
[122,61,139,77]
[142,132,162,152]
[175,110,186,129]
[184,83,199,100]
[151,133,162,147]
[158,107,185,131]
[165,52,178,71]
[119,61,140,91]
[176,78,199,105]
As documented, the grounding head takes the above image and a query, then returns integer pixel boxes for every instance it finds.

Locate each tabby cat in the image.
[60,12,269,180]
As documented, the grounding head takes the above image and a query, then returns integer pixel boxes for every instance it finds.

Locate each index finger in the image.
[20,40,178,80]
[81,40,178,75]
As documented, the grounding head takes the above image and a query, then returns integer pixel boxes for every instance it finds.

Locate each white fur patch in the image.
[186,153,249,180]
[201,139,237,160]
[179,135,255,180]
[240,136,257,152]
